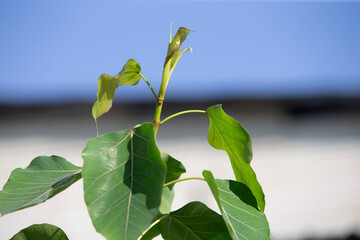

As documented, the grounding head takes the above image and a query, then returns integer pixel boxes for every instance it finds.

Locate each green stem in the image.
[161,110,206,125]
[153,62,170,136]
[137,214,168,240]
[163,177,205,188]
[95,120,99,137]
[153,25,191,137]
[139,73,157,101]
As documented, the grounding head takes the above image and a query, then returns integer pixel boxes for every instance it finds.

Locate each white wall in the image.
[1,103,359,239]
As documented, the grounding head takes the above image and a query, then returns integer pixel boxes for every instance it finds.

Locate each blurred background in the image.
[1,1,359,239]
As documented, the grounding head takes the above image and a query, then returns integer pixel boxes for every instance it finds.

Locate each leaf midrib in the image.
[168,215,201,240]
[124,130,135,239]
[19,169,81,209]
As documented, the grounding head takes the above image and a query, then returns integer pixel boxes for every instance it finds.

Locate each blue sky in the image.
[0,1,360,105]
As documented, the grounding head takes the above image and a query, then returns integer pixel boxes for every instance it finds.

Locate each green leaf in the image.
[92,59,141,120]
[10,223,69,240]
[140,153,186,239]
[158,201,231,240]
[164,27,190,69]
[203,171,270,240]
[159,152,186,214]
[82,123,166,240]
[206,104,265,212]
[0,155,81,216]
[138,222,161,240]
[162,152,186,183]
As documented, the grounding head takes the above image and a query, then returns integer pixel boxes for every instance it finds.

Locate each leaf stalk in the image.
[137,214,168,240]
[139,73,157,101]
[163,177,205,188]
[161,110,206,125]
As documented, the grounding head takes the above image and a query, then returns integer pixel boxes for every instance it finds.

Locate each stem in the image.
[169,22,172,45]
[153,62,170,136]
[161,110,206,125]
[137,214,168,240]
[153,25,191,137]
[139,73,157,101]
[163,177,205,188]
[95,120,99,137]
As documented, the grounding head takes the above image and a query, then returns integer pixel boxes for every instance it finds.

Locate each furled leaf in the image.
[206,104,265,212]
[159,152,186,214]
[92,59,141,120]
[164,27,190,69]
[82,123,166,240]
[203,171,270,240]
[158,201,231,240]
[10,223,69,240]
[0,156,81,216]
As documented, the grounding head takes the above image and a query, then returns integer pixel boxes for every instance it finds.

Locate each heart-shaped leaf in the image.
[159,152,186,214]
[158,201,231,240]
[92,59,141,120]
[82,123,166,240]
[10,223,69,240]
[203,171,270,240]
[0,155,81,216]
[206,104,265,211]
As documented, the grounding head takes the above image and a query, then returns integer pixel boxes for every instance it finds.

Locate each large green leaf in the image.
[159,152,186,214]
[157,201,231,240]
[10,223,69,240]
[92,59,141,120]
[206,104,265,212]
[0,155,81,216]
[203,171,270,240]
[164,27,191,69]
[82,123,166,240]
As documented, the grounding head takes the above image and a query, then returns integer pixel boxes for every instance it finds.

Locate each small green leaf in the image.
[0,156,81,216]
[203,171,270,240]
[10,223,69,240]
[164,27,190,69]
[92,59,141,120]
[162,152,186,183]
[159,152,186,214]
[158,201,231,240]
[206,104,265,211]
[82,123,166,240]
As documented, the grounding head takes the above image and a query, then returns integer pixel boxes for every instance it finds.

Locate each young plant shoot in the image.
[0,26,270,240]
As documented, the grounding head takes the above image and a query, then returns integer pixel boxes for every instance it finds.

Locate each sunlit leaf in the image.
[164,27,190,69]
[159,152,186,214]
[92,59,141,120]
[203,171,270,240]
[82,123,166,240]
[0,156,81,216]
[10,223,69,240]
[158,201,231,240]
[206,104,265,211]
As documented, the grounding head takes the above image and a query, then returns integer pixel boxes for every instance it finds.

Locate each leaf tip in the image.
[182,47,192,54]
[202,170,213,180]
